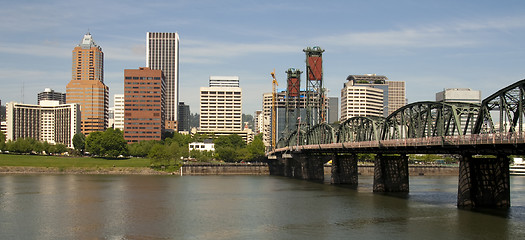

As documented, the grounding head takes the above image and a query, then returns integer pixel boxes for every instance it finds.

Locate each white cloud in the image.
[318,16,525,49]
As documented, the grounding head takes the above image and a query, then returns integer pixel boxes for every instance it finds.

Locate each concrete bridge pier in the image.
[373,154,409,192]
[291,153,326,182]
[457,154,510,209]
[331,153,358,185]
[267,155,284,176]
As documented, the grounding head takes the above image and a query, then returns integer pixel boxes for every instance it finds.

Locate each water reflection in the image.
[0,175,525,239]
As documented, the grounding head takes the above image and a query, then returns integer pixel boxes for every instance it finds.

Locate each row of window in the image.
[125,77,162,80]
[125,91,161,94]
[125,109,162,112]
[125,117,161,120]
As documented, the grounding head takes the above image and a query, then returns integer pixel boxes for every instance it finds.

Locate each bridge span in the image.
[267,79,525,209]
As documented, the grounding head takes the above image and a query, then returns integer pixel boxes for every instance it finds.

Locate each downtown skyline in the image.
[2,0,525,115]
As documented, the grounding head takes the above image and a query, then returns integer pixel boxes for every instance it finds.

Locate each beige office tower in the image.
[146,32,179,131]
[66,32,109,135]
[387,81,406,115]
[340,74,406,121]
[199,76,242,132]
[340,84,384,121]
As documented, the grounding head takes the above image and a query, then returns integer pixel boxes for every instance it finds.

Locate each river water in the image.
[1,174,525,239]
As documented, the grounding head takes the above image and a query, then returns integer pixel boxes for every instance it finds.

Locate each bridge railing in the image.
[443,132,525,146]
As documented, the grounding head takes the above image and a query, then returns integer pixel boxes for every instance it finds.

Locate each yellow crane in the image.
[271,69,278,149]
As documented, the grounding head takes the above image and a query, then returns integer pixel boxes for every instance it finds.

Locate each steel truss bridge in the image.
[267,79,525,209]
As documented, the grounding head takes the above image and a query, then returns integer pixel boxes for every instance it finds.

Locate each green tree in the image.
[246,134,265,161]
[73,132,86,154]
[102,128,128,158]
[214,134,247,162]
[148,143,182,171]
[214,134,246,149]
[85,129,128,158]
[86,131,104,156]
[48,143,68,154]
[215,146,238,162]
[129,140,158,157]
[148,143,171,168]
[0,131,6,151]
[190,149,213,162]
[10,138,33,154]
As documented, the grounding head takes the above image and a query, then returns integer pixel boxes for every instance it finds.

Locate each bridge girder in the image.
[474,79,525,134]
[382,101,480,140]
[337,116,385,143]
[272,80,525,148]
[284,129,307,147]
[306,122,336,145]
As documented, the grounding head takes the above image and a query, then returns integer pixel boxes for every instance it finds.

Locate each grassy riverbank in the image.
[0,154,167,175]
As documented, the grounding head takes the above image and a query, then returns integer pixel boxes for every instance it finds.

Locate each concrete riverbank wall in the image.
[182,163,458,176]
[181,163,270,175]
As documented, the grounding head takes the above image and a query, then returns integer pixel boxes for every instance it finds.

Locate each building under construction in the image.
[263,90,328,147]
[264,46,328,149]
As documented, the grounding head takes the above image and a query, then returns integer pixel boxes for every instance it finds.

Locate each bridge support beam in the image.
[457,154,510,209]
[373,154,409,192]
[331,153,358,185]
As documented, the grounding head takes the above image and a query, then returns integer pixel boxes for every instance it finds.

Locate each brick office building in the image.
[123,67,165,143]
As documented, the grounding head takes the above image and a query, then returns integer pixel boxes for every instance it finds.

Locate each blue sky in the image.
[2,0,525,115]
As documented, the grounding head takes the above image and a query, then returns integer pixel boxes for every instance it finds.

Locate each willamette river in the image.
[1,173,525,239]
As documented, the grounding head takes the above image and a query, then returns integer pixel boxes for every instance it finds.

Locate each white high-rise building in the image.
[254,110,264,134]
[113,94,125,131]
[340,74,406,121]
[6,101,80,148]
[146,32,179,131]
[199,76,242,132]
[436,88,481,104]
[340,83,384,121]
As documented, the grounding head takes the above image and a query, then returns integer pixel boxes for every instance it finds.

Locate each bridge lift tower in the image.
[303,46,326,128]
[284,68,302,138]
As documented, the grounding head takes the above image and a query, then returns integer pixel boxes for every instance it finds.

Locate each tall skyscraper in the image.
[124,67,165,143]
[146,32,179,131]
[38,88,66,104]
[66,32,109,135]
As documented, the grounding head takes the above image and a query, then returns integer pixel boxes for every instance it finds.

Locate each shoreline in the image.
[0,164,462,176]
[0,166,170,175]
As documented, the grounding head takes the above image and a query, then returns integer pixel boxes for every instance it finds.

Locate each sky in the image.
[2,0,525,115]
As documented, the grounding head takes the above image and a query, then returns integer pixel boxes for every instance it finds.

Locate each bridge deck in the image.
[270,133,525,155]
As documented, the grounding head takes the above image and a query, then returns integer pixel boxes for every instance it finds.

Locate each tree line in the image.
[0,131,68,154]
[2,128,265,170]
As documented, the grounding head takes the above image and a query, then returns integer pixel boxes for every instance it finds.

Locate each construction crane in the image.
[271,69,278,149]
